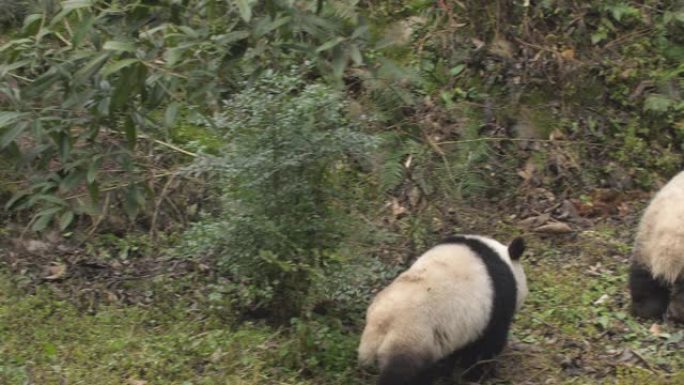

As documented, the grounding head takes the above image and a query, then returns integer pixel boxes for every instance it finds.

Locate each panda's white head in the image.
[463,235,528,310]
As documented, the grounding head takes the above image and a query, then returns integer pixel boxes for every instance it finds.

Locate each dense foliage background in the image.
[1,1,683,384]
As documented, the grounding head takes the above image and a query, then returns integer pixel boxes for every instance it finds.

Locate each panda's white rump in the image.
[358,243,494,368]
[634,171,684,284]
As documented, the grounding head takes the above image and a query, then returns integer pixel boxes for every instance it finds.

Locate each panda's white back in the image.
[360,243,493,366]
[635,171,684,284]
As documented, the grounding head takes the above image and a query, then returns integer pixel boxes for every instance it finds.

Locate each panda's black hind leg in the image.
[666,277,684,323]
[629,262,670,320]
[459,358,497,384]
[378,352,435,385]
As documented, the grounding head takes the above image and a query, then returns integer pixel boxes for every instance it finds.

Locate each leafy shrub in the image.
[0,0,28,32]
[0,0,372,231]
[286,317,359,377]
[307,256,403,324]
[177,70,378,321]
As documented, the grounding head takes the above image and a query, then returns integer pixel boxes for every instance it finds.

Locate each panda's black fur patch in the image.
[629,261,670,320]
[378,351,433,385]
[508,237,525,260]
[436,235,519,381]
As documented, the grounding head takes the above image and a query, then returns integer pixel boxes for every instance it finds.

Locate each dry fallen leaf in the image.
[105,291,118,303]
[390,198,407,218]
[534,222,573,234]
[44,263,67,280]
[593,294,609,305]
[517,159,537,183]
[471,37,485,50]
[560,48,575,60]
[557,200,580,220]
[25,239,49,253]
[649,323,662,337]
[518,214,551,229]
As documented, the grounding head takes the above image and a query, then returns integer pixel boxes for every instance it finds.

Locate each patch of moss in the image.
[171,120,223,155]
[0,277,323,385]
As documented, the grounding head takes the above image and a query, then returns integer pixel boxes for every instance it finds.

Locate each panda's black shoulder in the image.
[437,235,496,260]
[438,235,470,245]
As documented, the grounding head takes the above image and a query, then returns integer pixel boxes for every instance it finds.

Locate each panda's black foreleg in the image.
[629,262,670,320]
[666,277,684,323]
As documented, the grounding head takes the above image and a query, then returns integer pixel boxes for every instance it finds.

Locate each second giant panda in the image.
[358,234,528,385]
[631,171,684,323]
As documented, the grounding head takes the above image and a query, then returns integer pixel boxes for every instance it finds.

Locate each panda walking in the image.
[630,171,684,323]
[358,235,528,385]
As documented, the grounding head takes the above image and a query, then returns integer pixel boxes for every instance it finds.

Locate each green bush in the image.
[177,69,378,321]
[0,0,373,231]
[286,317,359,378]
[0,0,28,32]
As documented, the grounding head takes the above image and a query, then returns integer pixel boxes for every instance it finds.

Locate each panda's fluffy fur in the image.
[631,171,684,323]
[358,235,528,385]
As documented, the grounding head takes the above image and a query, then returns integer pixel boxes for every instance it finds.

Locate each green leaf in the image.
[331,49,348,79]
[22,14,43,31]
[32,208,62,232]
[212,31,250,45]
[100,58,140,77]
[316,37,345,53]
[0,38,32,53]
[164,46,187,67]
[449,64,466,76]
[124,186,145,219]
[591,29,608,45]
[59,210,75,231]
[607,4,639,22]
[73,52,109,83]
[164,102,179,128]
[1,120,29,149]
[351,25,369,39]
[0,112,27,128]
[124,114,136,150]
[72,14,95,46]
[5,191,30,210]
[30,194,68,207]
[644,94,674,113]
[103,40,136,53]
[236,0,254,22]
[349,44,363,65]
[59,134,71,162]
[254,16,291,38]
[110,74,133,113]
[87,181,100,202]
[86,159,99,184]
[23,68,60,98]
[59,170,85,193]
[63,0,95,10]
[0,60,31,77]
[49,1,95,28]
[178,26,199,38]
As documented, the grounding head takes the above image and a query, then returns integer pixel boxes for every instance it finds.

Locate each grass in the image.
[0,279,332,385]
[499,228,684,385]
[1,222,683,385]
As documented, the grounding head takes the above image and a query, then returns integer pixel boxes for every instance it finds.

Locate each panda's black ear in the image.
[508,237,525,260]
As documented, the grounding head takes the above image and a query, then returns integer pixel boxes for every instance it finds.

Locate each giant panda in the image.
[630,171,684,323]
[358,234,528,385]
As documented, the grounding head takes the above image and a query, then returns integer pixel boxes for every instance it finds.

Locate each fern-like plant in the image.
[179,69,378,321]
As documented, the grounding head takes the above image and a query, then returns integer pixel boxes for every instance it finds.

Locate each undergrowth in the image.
[0,275,363,385]
[3,219,684,385]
